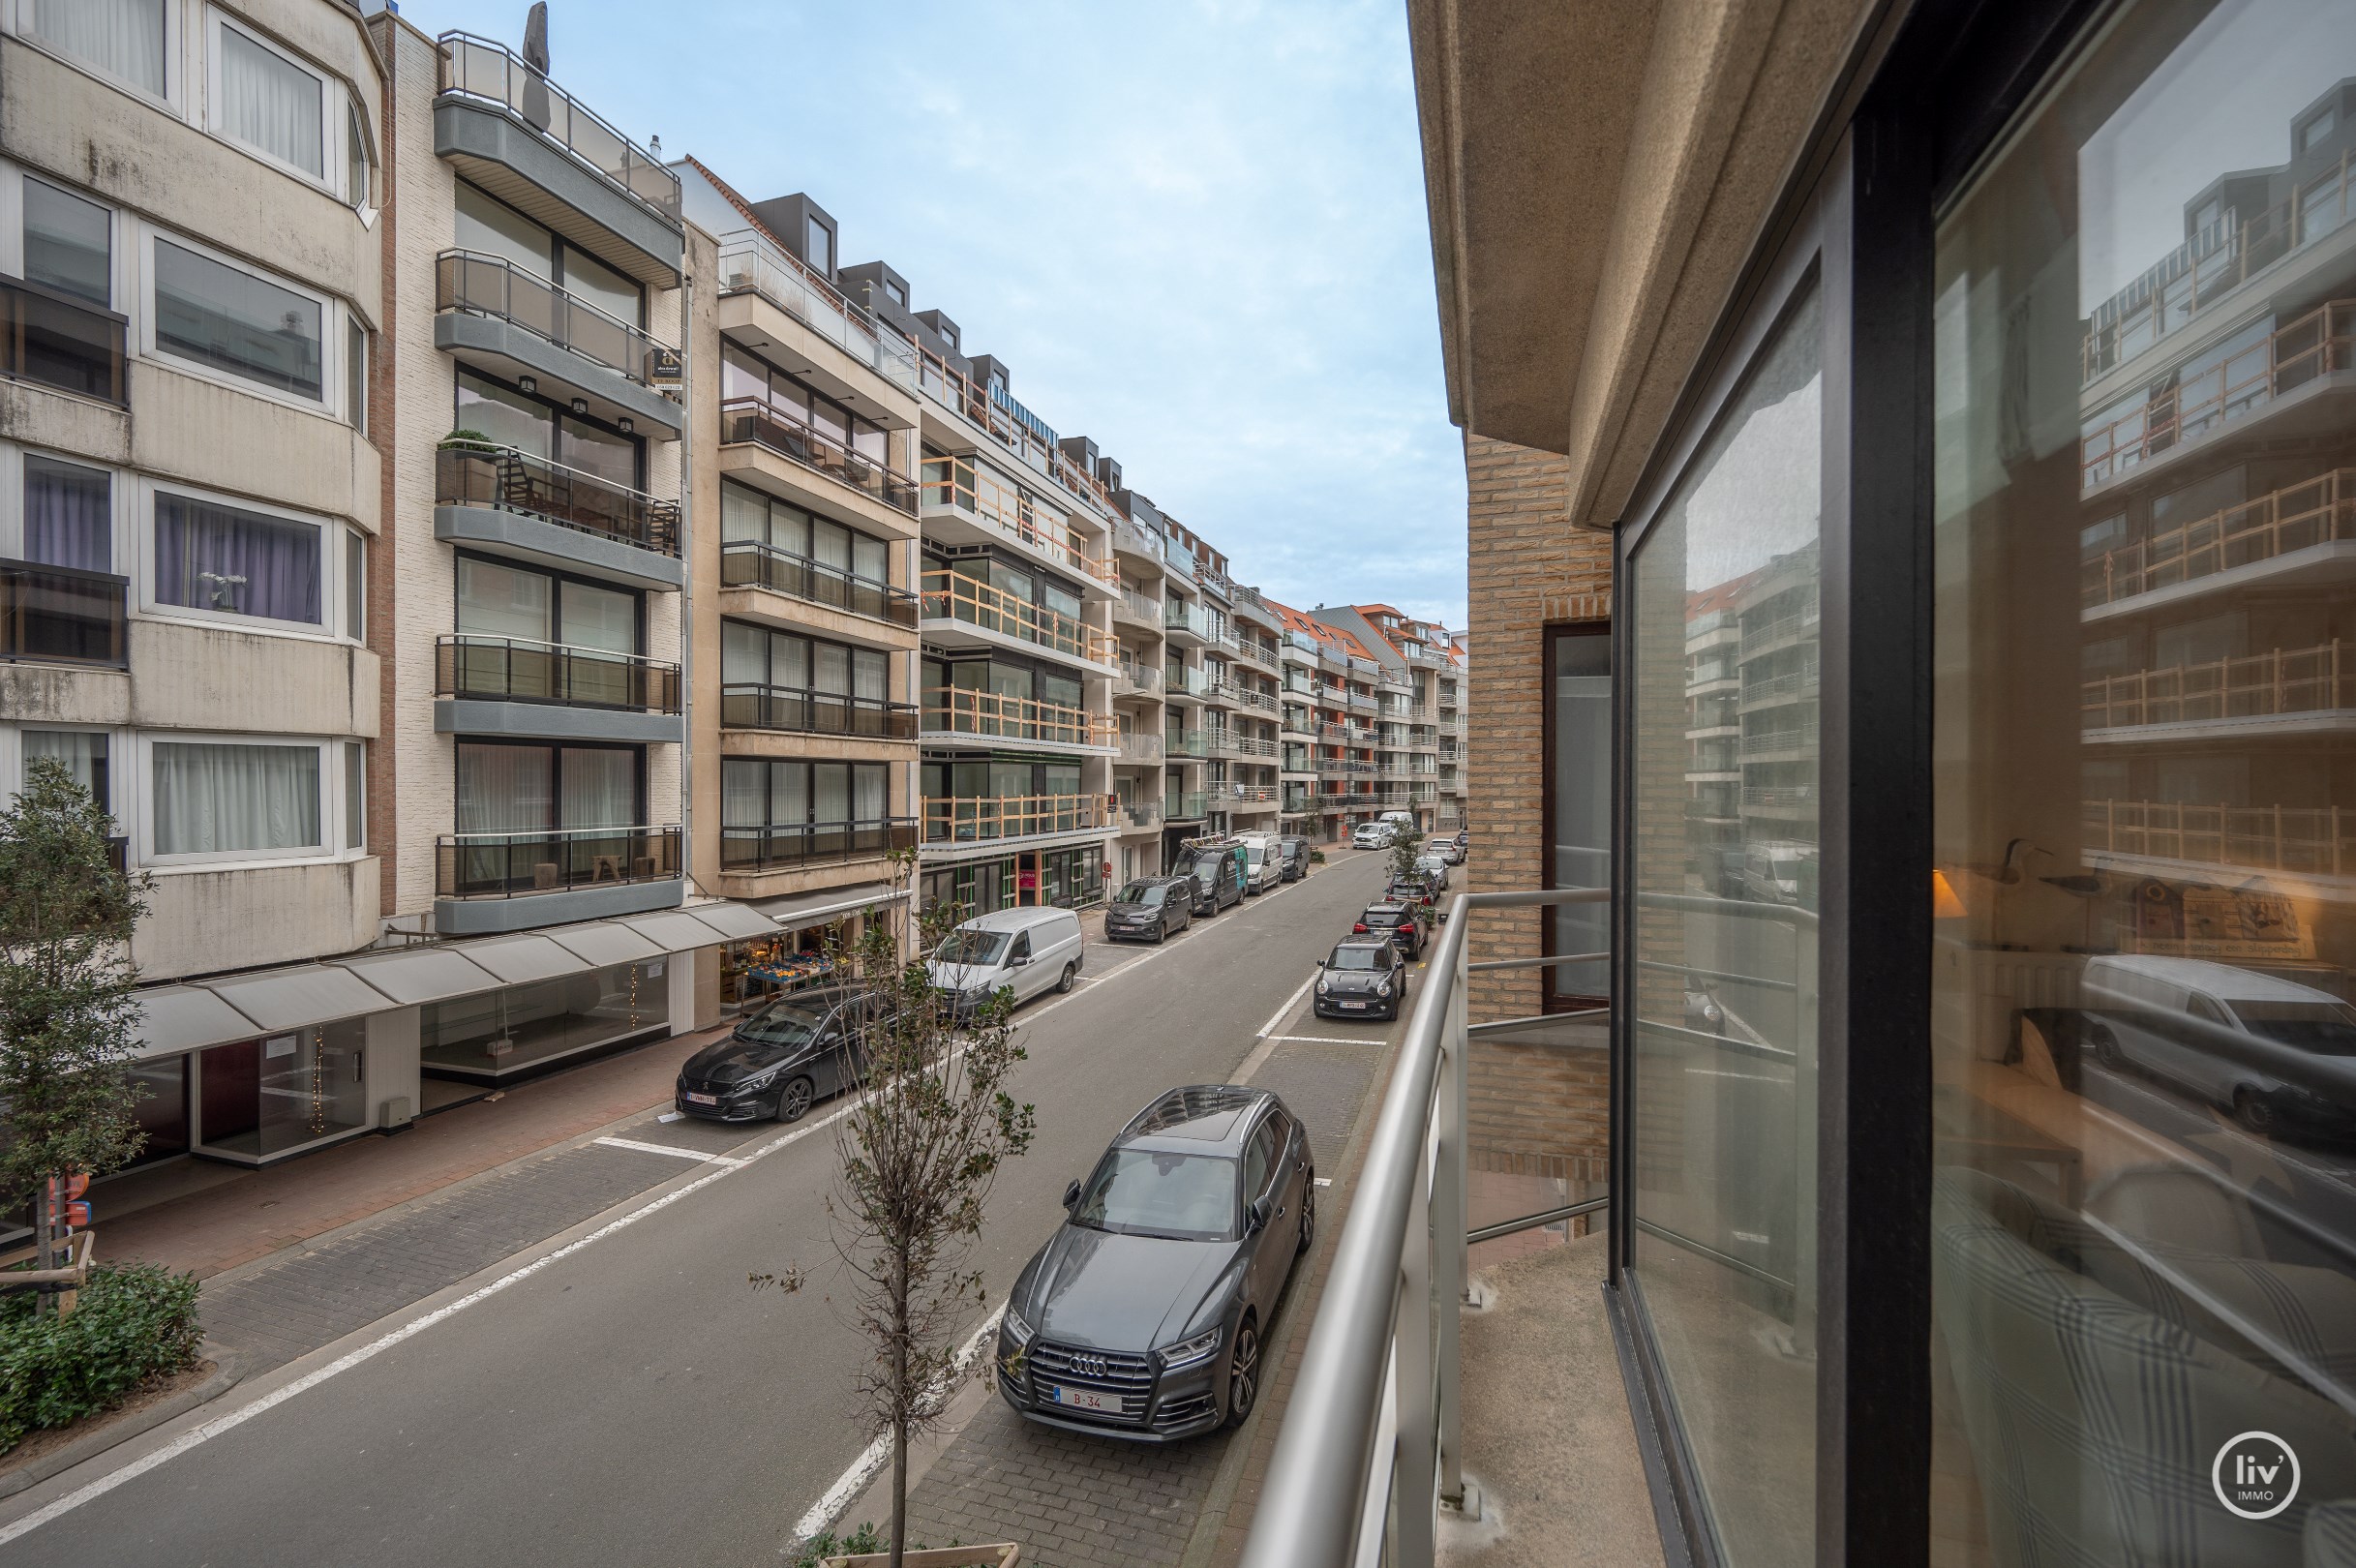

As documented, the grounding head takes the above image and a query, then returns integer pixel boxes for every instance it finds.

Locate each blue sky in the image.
[394,0,1466,629]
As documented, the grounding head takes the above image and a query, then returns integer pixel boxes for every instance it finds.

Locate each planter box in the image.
[825,1548,1019,1568]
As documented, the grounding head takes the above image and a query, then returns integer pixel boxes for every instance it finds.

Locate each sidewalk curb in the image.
[0,1350,246,1502]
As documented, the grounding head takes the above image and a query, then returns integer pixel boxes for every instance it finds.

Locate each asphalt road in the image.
[1,849,1403,1568]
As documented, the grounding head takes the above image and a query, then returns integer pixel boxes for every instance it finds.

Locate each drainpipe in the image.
[676,261,694,903]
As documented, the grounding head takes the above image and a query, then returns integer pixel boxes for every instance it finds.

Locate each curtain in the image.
[24,456,110,573]
[813,641,850,696]
[721,622,767,684]
[455,558,551,641]
[854,764,887,824]
[721,760,766,828]
[719,481,769,545]
[32,0,164,96]
[219,24,322,177]
[456,743,550,834]
[813,764,849,826]
[23,731,106,802]
[155,492,321,623]
[811,518,852,572]
[559,748,634,830]
[153,742,319,855]
[770,763,809,827]
[852,534,888,585]
[854,649,888,701]
[559,582,635,654]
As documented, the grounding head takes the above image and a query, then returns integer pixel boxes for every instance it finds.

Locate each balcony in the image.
[1113,587,1163,633]
[2083,639,2356,735]
[1112,659,1163,702]
[435,442,682,590]
[716,228,918,395]
[1116,731,1164,766]
[1,560,126,666]
[1737,720,1819,758]
[719,683,918,740]
[922,686,1117,750]
[434,824,684,934]
[1738,667,1819,709]
[433,634,682,744]
[2081,467,2356,611]
[921,793,1104,845]
[1209,731,1279,760]
[722,398,918,517]
[1109,515,1166,566]
[1166,729,1209,760]
[435,251,681,436]
[1119,800,1163,831]
[434,32,682,286]
[1164,791,1209,822]
[1231,586,1282,632]
[718,540,920,634]
[1208,678,1278,713]
[1165,662,1208,702]
[1222,631,1279,672]
[720,818,917,873]
[900,338,1124,526]
[921,568,1115,669]
[2084,798,2356,880]
[920,454,1115,588]
[1214,782,1279,805]
[1740,784,1817,808]
[0,275,127,407]
[1164,600,1216,647]
[1348,690,1379,712]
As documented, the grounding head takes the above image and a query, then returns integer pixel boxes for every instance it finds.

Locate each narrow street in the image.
[0,851,1406,1568]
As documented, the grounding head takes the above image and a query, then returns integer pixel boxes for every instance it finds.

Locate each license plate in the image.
[1339,1001,1370,1010]
[686,1092,719,1105]
[1044,1384,1120,1413]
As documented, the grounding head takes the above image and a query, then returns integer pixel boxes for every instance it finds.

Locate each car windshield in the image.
[1247,847,1264,866]
[1329,947,1385,971]
[1073,1149,1238,1241]
[1774,859,1803,880]
[935,929,1011,965]
[1116,882,1165,906]
[736,1003,824,1050]
[2227,1000,2356,1054]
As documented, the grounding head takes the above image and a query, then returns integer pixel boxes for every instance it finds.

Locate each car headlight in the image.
[1315,976,1331,996]
[735,1068,779,1094]
[1002,1307,1035,1347]
[1158,1326,1223,1369]
[1376,979,1393,997]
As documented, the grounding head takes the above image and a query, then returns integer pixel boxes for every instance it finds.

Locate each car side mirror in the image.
[1246,1198,1270,1235]
[1011,953,1030,967]
[1062,1179,1082,1210]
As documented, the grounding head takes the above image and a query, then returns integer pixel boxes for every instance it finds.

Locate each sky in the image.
[392,0,1468,631]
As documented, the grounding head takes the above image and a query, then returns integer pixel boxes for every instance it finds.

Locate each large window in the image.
[213,17,322,179]
[22,179,110,308]
[152,489,328,629]
[719,758,894,869]
[150,739,321,859]
[420,960,668,1081]
[455,368,640,490]
[720,480,891,585]
[455,741,638,840]
[151,238,323,403]
[1546,623,1610,1008]
[453,182,643,326]
[721,343,888,463]
[26,0,165,98]
[197,1020,365,1160]
[23,454,111,573]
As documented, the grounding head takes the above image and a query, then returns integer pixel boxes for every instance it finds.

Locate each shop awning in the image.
[543,921,663,968]
[608,908,746,952]
[749,881,909,930]
[453,932,593,986]
[131,985,264,1059]
[201,964,392,1035]
[678,902,779,942]
[331,946,502,1007]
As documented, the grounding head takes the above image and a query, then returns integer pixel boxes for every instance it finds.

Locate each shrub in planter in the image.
[0,1262,202,1452]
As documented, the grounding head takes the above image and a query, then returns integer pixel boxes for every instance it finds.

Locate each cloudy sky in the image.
[394,0,1466,629]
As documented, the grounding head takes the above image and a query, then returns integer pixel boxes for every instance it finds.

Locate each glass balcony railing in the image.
[1117,731,1164,765]
[437,442,680,557]
[921,793,1103,844]
[716,228,917,390]
[435,32,682,224]
[719,684,918,739]
[1165,601,1215,640]
[1164,791,1209,821]
[1165,729,1209,759]
[436,825,681,899]
[717,539,918,625]
[437,250,672,383]
[1113,659,1163,699]
[1,559,127,666]
[1165,663,1208,697]
[921,568,1114,664]
[1,274,127,407]
[722,398,918,515]
[719,819,916,872]
[435,634,680,711]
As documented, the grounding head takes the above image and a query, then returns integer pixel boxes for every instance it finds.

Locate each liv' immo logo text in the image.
[2213,1432,2301,1521]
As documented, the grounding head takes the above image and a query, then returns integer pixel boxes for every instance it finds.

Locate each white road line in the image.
[1254,972,1318,1040]
[1264,1034,1387,1046]
[593,1135,745,1167]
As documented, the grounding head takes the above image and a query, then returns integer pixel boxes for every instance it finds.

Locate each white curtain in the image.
[720,761,766,828]
[721,622,767,684]
[23,731,106,799]
[33,0,164,96]
[456,744,549,835]
[853,765,886,823]
[220,24,322,177]
[153,742,319,855]
[559,748,634,830]
[455,558,552,642]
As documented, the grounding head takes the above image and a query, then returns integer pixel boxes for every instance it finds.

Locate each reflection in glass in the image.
[198,1021,365,1158]
[419,961,668,1080]
[153,240,321,400]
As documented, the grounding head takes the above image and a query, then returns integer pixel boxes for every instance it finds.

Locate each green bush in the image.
[0,1262,202,1452]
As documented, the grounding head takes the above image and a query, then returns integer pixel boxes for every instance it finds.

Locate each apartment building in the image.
[1314,603,1464,837]
[1267,600,1389,841]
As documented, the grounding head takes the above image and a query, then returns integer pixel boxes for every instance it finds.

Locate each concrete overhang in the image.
[435,877,685,937]
[434,699,684,746]
[435,504,684,593]
[435,311,682,437]
[435,98,682,288]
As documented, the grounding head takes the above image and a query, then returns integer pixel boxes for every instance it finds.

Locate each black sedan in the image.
[1314,938,1409,1021]
[675,985,882,1124]
[1103,876,1194,943]
[1355,901,1425,959]
[998,1085,1313,1441]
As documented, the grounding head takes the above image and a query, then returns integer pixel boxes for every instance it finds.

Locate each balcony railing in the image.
[720,683,918,739]
[718,539,919,626]
[722,397,918,515]
[1208,731,1279,759]
[1165,728,1209,760]
[2082,299,2356,490]
[436,824,681,899]
[2082,639,2356,729]
[1120,800,1163,829]
[1165,600,1216,640]
[1,559,126,666]
[919,453,1113,582]
[922,686,1117,748]
[921,793,1104,844]
[1214,782,1279,803]
[2081,467,2356,609]
[435,634,680,711]
[1164,791,1209,820]
[1222,631,1279,671]
[921,568,1114,665]
[719,818,916,872]
[1165,663,1208,698]
[1114,587,1163,628]
[1112,659,1163,700]
[435,32,681,224]
[437,250,672,384]
[1116,731,1164,765]
[2084,798,2356,878]
[1741,785,1817,807]
[899,335,1126,525]
[716,227,917,390]
[1737,720,1819,756]
[0,274,126,406]
[1208,678,1278,712]
[437,442,679,557]
[1738,668,1820,709]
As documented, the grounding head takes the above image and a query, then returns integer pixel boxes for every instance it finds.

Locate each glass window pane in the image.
[812,641,850,696]
[853,648,888,702]
[559,748,634,830]
[30,0,164,96]
[559,243,641,327]
[453,557,550,642]
[455,369,552,459]
[813,762,849,824]
[454,183,552,279]
[810,518,852,572]
[152,741,320,855]
[23,179,110,307]
[154,492,320,623]
[456,742,550,834]
[344,740,364,851]
[853,763,887,823]
[559,416,636,490]
[722,343,769,407]
[772,633,808,690]
[1628,283,1821,1568]
[347,317,367,435]
[806,217,832,276]
[721,759,765,827]
[719,480,770,545]
[345,528,365,639]
[23,730,107,808]
[23,455,111,573]
[218,24,322,176]
[559,580,636,655]
[347,102,370,206]
[1550,628,1611,1002]
[154,240,322,400]
[770,762,808,825]
[721,621,767,684]
[852,532,889,585]
[1933,7,2356,1564]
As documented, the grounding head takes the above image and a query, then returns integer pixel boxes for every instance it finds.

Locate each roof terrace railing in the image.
[435,32,681,225]
[716,227,918,391]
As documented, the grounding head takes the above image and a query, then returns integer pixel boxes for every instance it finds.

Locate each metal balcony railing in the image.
[2081,467,2356,608]
[0,559,127,666]
[898,335,1126,526]
[1737,720,1819,756]
[922,686,1117,748]
[0,274,126,406]
[719,683,918,739]
[437,442,679,557]
[436,250,672,383]
[720,818,916,872]
[435,634,680,711]
[715,227,917,390]
[436,825,681,899]
[722,397,918,515]
[435,32,681,224]
[921,793,1104,844]
[921,568,1114,664]
[2082,639,2356,729]
[718,539,918,626]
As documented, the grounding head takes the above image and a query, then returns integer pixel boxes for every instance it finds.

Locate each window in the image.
[343,740,364,851]
[23,454,111,573]
[22,179,110,307]
[153,491,322,627]
[456,741,638,837]
[347,318,368,434]
[152,239,323,402]
[719,758,893,866]
[885,279,907,307]
[19,729,108,811]
[720,480,893,586]
[2301,105,2337,154]
[806,215,833,277]
[197,1021,367,1160]
[27,0,164,97]
[420,959,667,1080]
[455,554,640,654]
[214,16,324,179]
[1546,625,1610,1006]
[454,368,641,485]
[454,183,553,279]
[151,739,321,857]
[346,102,372,209]
[344,528,365,641]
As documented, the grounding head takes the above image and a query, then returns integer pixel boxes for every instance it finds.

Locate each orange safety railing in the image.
[921,792,1107,844]
[900,336,1129,523]
[2082,638,2356,728]
[920,568,1115,664]
[2081,468,2356,608]
[919,453,1116,584]
[922,685,1119,747]
[2084,799,2356,879]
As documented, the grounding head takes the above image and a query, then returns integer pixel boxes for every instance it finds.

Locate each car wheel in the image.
[773,1076,816,1124]
[1057,962,1077,995]
[1223,1317,1261,1429]
[1297,1177,1316,1254]
[2233,1087,2279,1135]
[2089,1025,2123,1069]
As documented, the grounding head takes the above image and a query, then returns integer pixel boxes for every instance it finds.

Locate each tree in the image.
[756,851,1034,1568]
[1388,821,1428,884]
[0,761,151,1298]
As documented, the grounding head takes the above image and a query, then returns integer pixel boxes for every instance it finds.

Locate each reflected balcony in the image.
[0,560,127,666]
[921,793,1104,844]
[0,275,127,407]
[2082,640,2356,737]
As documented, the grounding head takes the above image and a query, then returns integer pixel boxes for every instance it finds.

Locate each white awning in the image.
[331,947,502,1007]
[131,985,263,1059]
[679,902,779,942]
[201,965,391,1035]
[453,932,593,986]
[608,908,745,952]
[542,921,663,968]
[749,881,909,930]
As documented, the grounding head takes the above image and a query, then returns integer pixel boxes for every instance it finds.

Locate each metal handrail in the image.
[434,31,680,224]
[721,396,918,515]
[435,249,670,381]
[1239,886,1608,1568]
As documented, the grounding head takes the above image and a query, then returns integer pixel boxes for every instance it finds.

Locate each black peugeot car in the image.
[998,1085,1313,1441]
[1103,876,1194,943]
[675,985,884,1124]
[1314,938,1409,1021]
[1355,901,1425,959]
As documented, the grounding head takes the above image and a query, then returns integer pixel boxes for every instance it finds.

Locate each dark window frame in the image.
[453,364,647,491]
[453,547,647,654]
[451,735,647,835]
[1541,619,1611,1010]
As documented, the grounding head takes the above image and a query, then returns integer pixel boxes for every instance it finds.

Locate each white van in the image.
[2080,954,2356,1133]
[927,906,1087,1016]
[1377,810,1416,829]
[1236,832,1281,894]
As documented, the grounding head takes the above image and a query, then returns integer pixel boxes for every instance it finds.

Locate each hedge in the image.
[0,1262,202,1452]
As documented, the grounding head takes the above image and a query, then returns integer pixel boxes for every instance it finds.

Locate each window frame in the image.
[0,440,127,572]
[0,722,118,818]
[142,226,348,418]
[8,0,181,115]
[138,475,357,642]
[204,9,348,198]
[136,730,358,868]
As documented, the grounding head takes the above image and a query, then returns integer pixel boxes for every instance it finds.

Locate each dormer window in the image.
[886,279,908,307]
[2300,106,2337,156]
[805,215,834,277]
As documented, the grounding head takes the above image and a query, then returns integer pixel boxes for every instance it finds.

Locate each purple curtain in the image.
[23,456,110,573]
[155,492,319,623]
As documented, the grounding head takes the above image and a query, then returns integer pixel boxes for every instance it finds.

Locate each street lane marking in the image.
[593,1135,746,1167]
[1255,973,1318,1040]
[1265,1034,1387,1046]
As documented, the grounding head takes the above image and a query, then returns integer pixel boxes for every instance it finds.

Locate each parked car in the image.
[1414,853,1452,891]
[1378,810,1416,830]
[2080,955,2356,1135]
[1355,901,1425,959]
[1103,877,1194,944]
[1388,870,1442,916]
[1177,843,1247,915]
[998,1084,1314,1441]
[1274,836,1312,882]
[1436,837,1466,866]
[1314,938,1410,1021]
[1351,822,1396,851]
[1240,837,1281,895]
[1742,842,1812,905]
[676,984,886,1124]
[927,906,1086,1016]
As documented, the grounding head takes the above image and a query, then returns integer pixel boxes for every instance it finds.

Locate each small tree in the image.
[1388,821,1428,884]
[757,850,1034,1567]
[0,761,150,1296]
